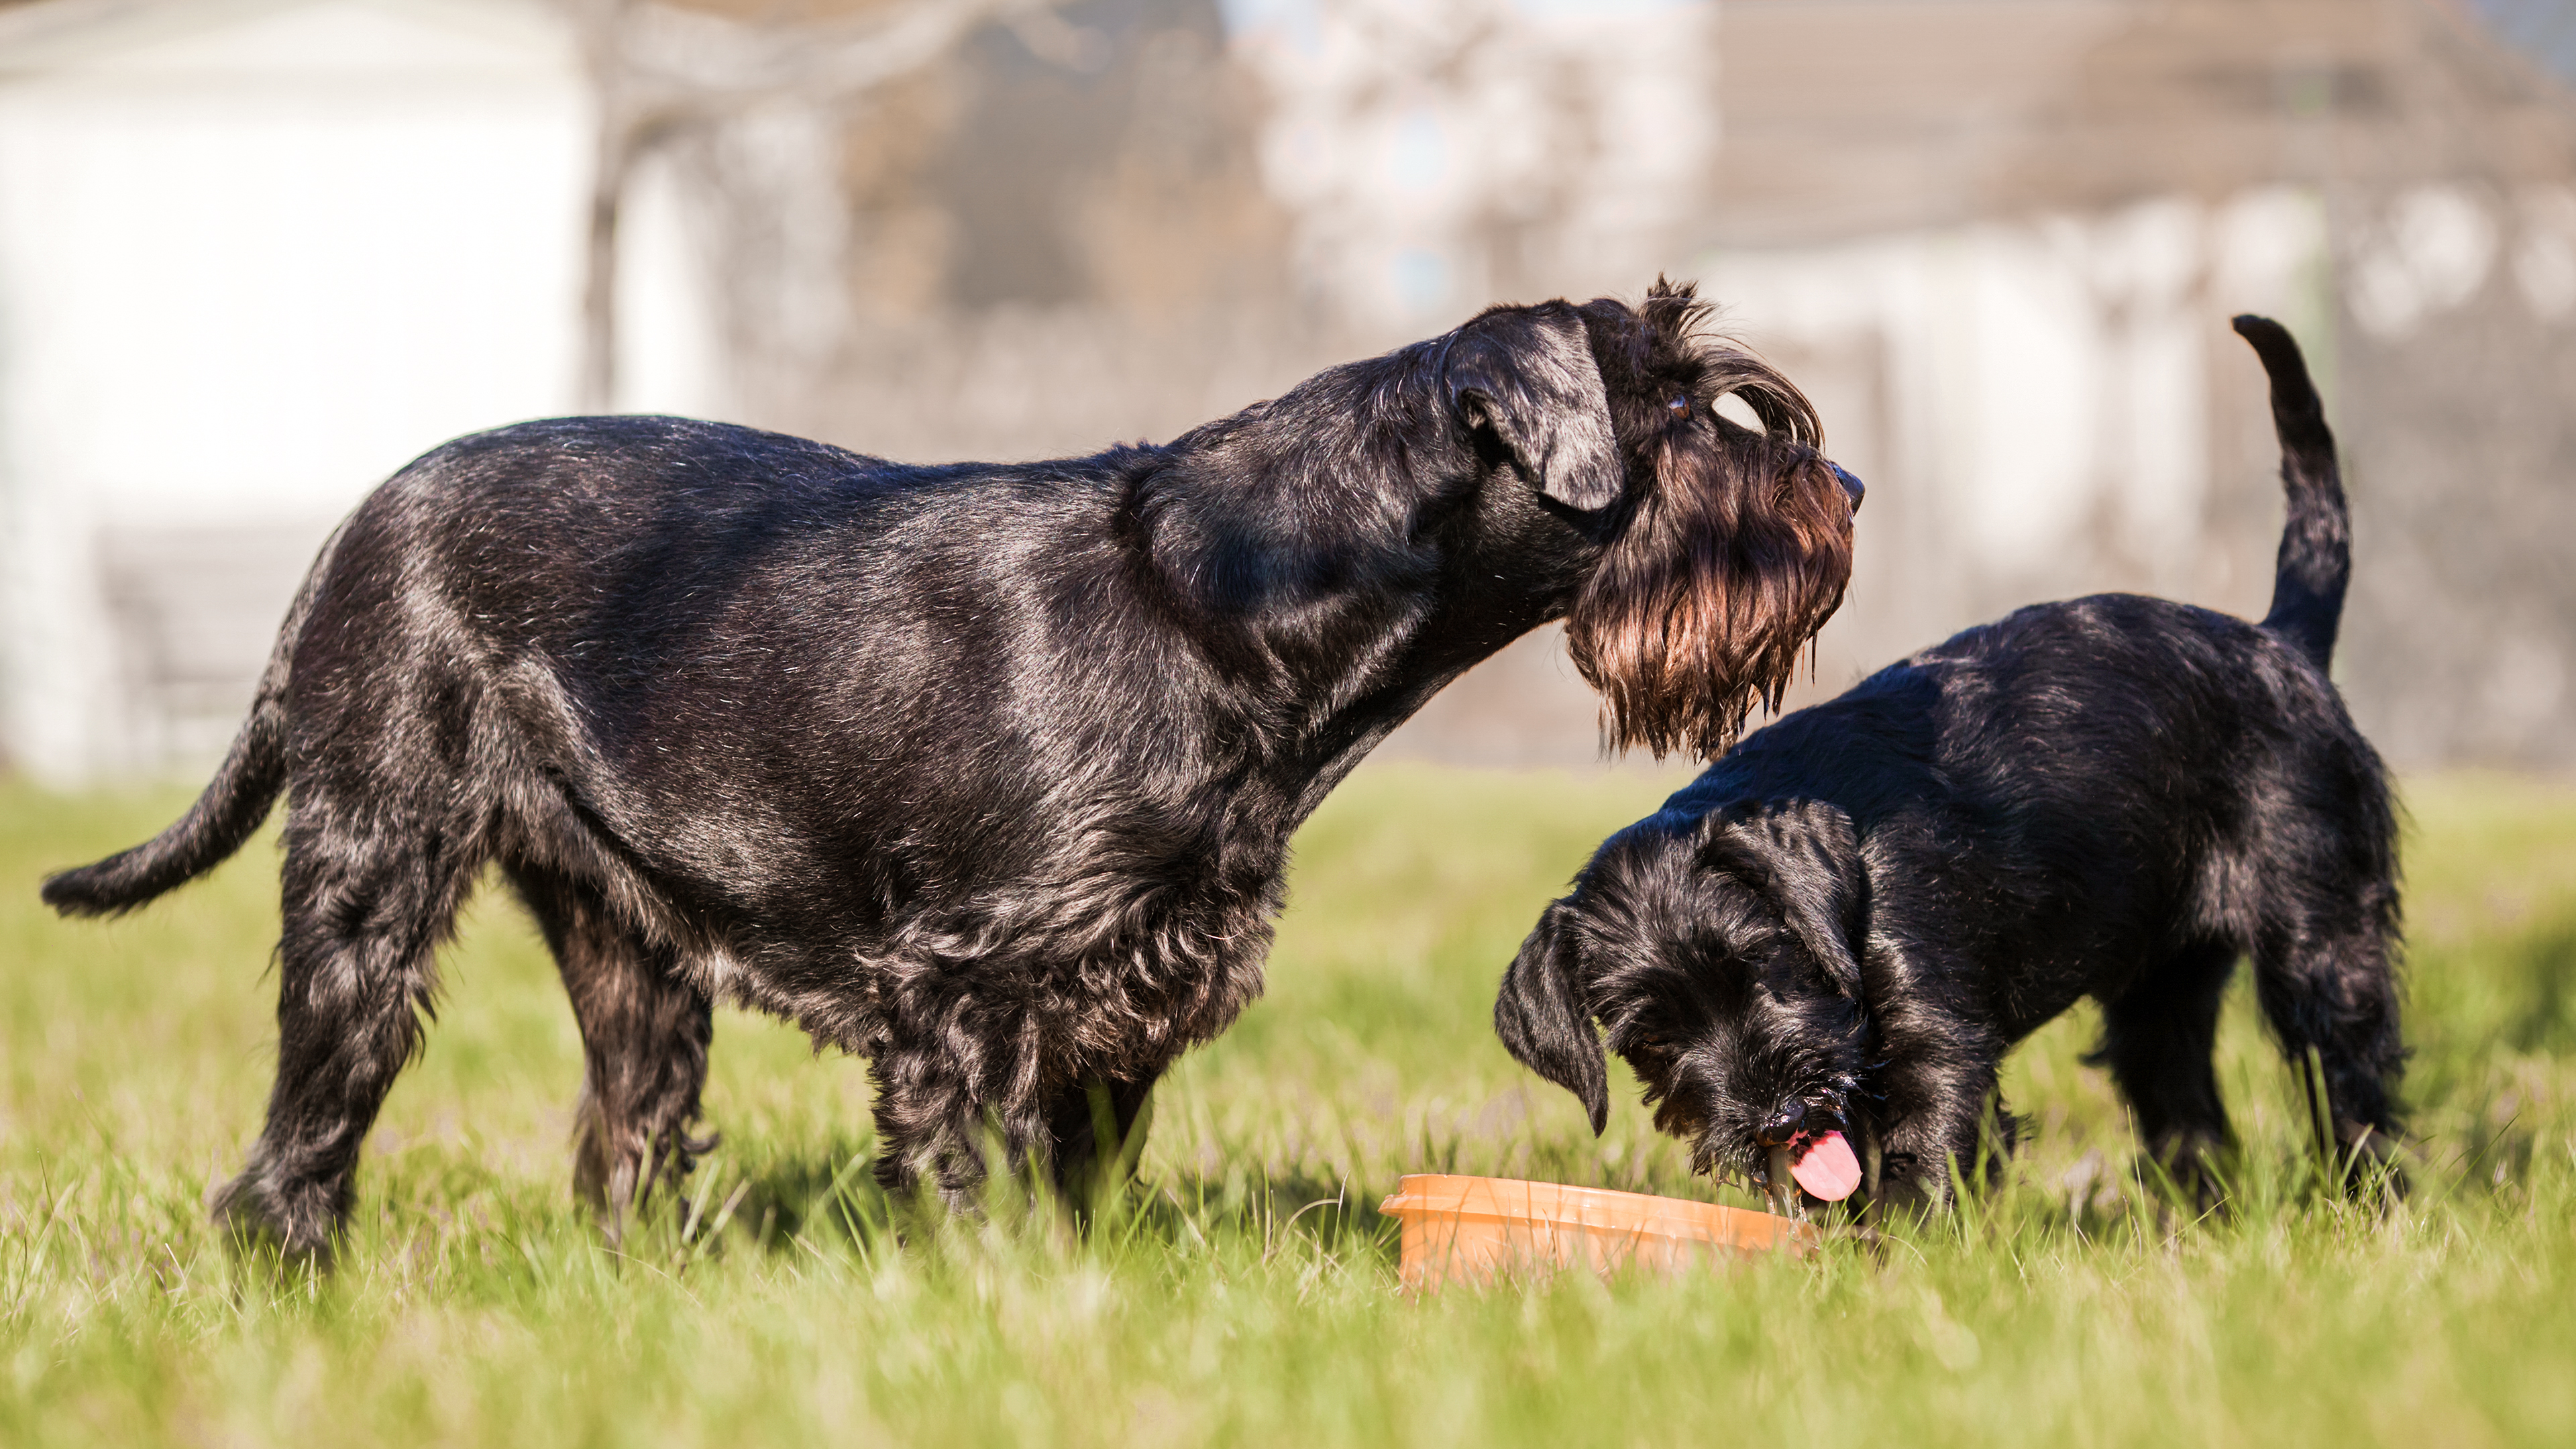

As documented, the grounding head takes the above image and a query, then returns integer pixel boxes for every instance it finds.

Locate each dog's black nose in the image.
[1830,464,1865,514]
[1754,1101,1809,1147]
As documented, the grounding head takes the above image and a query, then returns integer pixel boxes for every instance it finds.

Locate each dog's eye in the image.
[1666,395,1690,416]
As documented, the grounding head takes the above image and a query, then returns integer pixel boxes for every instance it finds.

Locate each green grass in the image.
[7,763,2575,1446]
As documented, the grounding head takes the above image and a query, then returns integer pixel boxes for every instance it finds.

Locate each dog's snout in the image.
[1754,1101,1809,1147]
[1830,464,1865,515]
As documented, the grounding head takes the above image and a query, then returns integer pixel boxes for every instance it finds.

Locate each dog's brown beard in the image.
[1566,379,1856,760]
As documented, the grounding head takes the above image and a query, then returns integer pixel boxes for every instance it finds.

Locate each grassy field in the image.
[5,762,2574,1446]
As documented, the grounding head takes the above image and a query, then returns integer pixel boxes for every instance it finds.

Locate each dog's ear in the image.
[1701,800,1866,1000]
[1495,900,1610,1134]
[1446,309,1624,511]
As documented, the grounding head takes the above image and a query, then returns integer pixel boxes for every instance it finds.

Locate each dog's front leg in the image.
[1855,1114,1885,1224]
[1040,1074,1158,1220]
[867,1038,1016,1217]
[1863,1051,2005,1211]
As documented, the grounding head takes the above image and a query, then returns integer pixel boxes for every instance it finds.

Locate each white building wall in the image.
[1693,189,2334,678]
[1227,0,1715,334]
[0,0,718,782]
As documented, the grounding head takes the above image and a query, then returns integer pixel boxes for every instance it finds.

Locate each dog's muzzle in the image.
[1754,1100,1809,1148]
[1829,464,1865,515]
[1754,1097,1847,1148]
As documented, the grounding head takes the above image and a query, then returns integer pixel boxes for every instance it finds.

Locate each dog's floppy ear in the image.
[1495,900,1610,1134]
[1446,309,1624,511]
[1701,800,1866,1000]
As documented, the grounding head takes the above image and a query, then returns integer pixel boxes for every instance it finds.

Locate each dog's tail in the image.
[39,530,335,918]
[2235,315,2348,669]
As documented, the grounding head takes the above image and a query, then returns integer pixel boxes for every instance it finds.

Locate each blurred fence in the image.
[2,0,2571,781]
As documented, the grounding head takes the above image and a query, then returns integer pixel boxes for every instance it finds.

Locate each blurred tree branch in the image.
[571,0,1060,412]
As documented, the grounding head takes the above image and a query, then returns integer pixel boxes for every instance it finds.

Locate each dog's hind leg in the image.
[2250,902,2406,1195]
[506,862,714,1240]
[2091,938,2239,1209]
[211,792,488,1260]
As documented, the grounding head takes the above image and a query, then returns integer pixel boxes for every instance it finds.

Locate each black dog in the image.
[1496,317,2402,1214]
[44,280,1860,1256]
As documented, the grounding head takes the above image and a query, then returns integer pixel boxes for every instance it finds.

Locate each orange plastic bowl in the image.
[1378,1174,1817,1291]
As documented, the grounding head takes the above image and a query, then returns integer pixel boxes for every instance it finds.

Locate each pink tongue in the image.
[1788,1130,1863,1201]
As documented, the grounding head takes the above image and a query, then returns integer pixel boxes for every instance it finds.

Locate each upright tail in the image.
[2233,315,2348,669]
[40,529,337,918]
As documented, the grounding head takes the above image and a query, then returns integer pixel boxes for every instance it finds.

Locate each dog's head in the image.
[1443,279,1860,759]
[1495,799,1872,1189]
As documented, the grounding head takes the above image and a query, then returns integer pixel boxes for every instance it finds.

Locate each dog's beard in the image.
[1566,430,1855,759]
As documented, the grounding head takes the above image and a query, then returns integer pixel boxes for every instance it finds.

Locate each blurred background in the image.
[0,0,2569,784]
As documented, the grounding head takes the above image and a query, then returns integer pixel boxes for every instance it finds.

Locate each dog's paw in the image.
[207,1169,338,1267]
[2335,1124,2410,1205]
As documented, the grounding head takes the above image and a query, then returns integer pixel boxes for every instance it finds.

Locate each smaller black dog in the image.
[1497,317,2404,1212]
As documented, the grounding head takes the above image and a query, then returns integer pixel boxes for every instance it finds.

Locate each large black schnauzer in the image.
[45,281,1860,1256]
[1497,317,2402,1214]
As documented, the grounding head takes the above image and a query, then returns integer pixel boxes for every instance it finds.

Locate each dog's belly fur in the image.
[1676,592,2367,1030]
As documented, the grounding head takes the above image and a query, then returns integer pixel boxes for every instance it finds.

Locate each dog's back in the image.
[37,416,1146,922]
[1701,592,2382,1016]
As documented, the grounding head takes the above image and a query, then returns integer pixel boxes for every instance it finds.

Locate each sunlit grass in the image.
[5,764,2574,1446]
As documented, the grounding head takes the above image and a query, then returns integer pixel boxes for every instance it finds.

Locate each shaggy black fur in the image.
[43,280,1860,1256]
[1497,316,2404,1213]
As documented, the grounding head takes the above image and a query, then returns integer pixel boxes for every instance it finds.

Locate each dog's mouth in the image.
[1740,1095,1866,1208]
[1770,1130,1863,1203]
